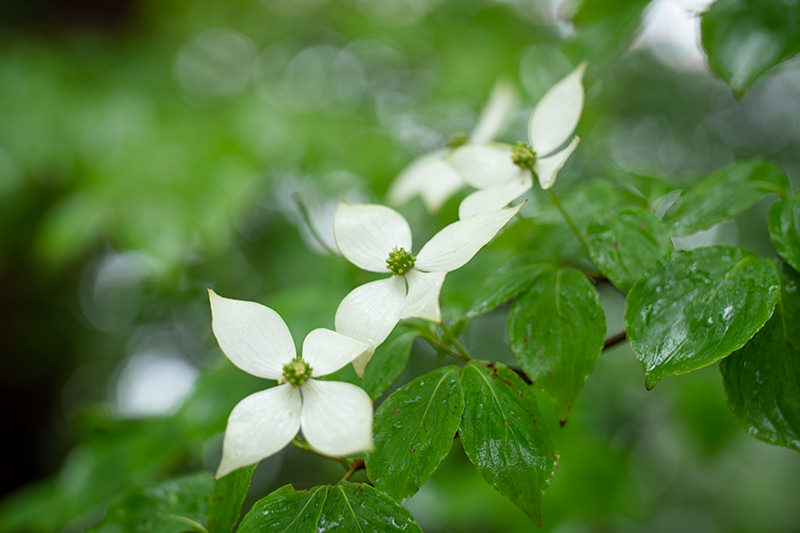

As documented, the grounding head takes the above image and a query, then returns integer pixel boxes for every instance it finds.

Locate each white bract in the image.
[208,289,374,479]
[448,63,586,219]
[333,202,521,376]
[387,80,517,212]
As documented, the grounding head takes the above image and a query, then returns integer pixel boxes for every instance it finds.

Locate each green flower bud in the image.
[386,247,416,275]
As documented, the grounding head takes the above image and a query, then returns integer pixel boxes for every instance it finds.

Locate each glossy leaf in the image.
[586,207,673,291]
[325,329,416,400]
[207,465,255,532]
[237,484,326,533]
[625,246,780,389]
[701,0,800,94]
[90,472,213,533]
[769,192,800,273]
[466,262,548,318]
[721,261,800,451]
[459,361,559,525]
[318,482,422,531]
[508,268,605,421]
[366,366,464,501]
[663,159,788,236]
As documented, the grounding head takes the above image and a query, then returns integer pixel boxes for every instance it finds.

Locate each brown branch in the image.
[341,459,365,482]
[603,330,627,350]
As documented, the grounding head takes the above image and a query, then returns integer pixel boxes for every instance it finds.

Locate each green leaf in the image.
[325,329,416,400]
[238,483,422,532]
[586,207,673,291]
[207,465,255,532]
[318,482,422,532]
[625,245,780,388]
[508,268,606,421]
[570,0,652,61]
[90,472,214,533]
[366,366,465,501]
[466,262,548,318]
[701,0,800,94]
[663,160,788,236]
[721,261,800,451]
[237,485,327,533]
[459,361,559,525]
[769,192,800,273]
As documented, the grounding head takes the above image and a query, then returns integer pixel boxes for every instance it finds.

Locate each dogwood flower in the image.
[448,63,586,219]
[387,80,517,212]
[333,202,521,375]
[208,289,374,478]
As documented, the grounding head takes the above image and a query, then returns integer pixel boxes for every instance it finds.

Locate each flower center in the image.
[281,358,312,387]
[386,247,416,275]
[511,141,537,169]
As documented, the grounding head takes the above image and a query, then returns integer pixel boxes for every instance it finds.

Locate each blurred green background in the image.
[2,0,800,531]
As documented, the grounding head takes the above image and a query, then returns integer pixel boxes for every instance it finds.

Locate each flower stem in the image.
[440,323,471,362]
[546,187,592,258]
[292,193,337,255]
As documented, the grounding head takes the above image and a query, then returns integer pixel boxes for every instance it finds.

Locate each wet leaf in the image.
[508,268,605,421]
[721,261,800,452]
[466,262,548,318]
[663,160,788,236]
[459,361,558,525]
[625,246,780,388]
[366,366,464,501]
[317,482,422,532]
[237,485,326,533]
[769,192,800,273]
[586,207,673,291]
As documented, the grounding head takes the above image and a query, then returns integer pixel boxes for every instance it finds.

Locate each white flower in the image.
[333,202,521,375]
[386,80,518,212]
[208,289,374,478]
[448,63,586,219]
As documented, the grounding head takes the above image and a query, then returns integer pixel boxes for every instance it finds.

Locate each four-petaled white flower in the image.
[333,202,521,376]
[209,289,375,479]
[448,63,586,219]
[387,80,517,212]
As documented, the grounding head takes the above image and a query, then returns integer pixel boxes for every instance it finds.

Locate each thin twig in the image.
[603,330,627,350]
[340,459,365,482]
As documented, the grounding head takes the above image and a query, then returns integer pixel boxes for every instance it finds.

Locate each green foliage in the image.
[769,192,800,273]
[508,268,606,421]
[366,366,465,501]
[238,483,422,532]
[465,262,546,318]
[586,207,673,291]
[89,473,213,533]
[207,465,255,532]
[721,262,800,451]
[459,361,559,525]
[625,246,781,388]
[702,0,800,94]
[324,329,417,400]
[663,160,789,236]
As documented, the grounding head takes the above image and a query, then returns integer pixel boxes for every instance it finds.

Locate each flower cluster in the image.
[208,63,585,478]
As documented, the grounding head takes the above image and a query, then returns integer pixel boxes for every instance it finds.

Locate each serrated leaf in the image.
[459,361,558,525]
[663,160,788,236]
[319,482,422,532]
[466,263,548,318]
[366,366,464,501]
[237,485,327,533]
[701,0,800,94]
[90,473,213,533]
[769,192,800,273]
[325,329,416,400]
[721,261,800,452]
[508,268,606,421]
[625,245,780,388]
[207,465,255,532]
[586,207,673,291]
